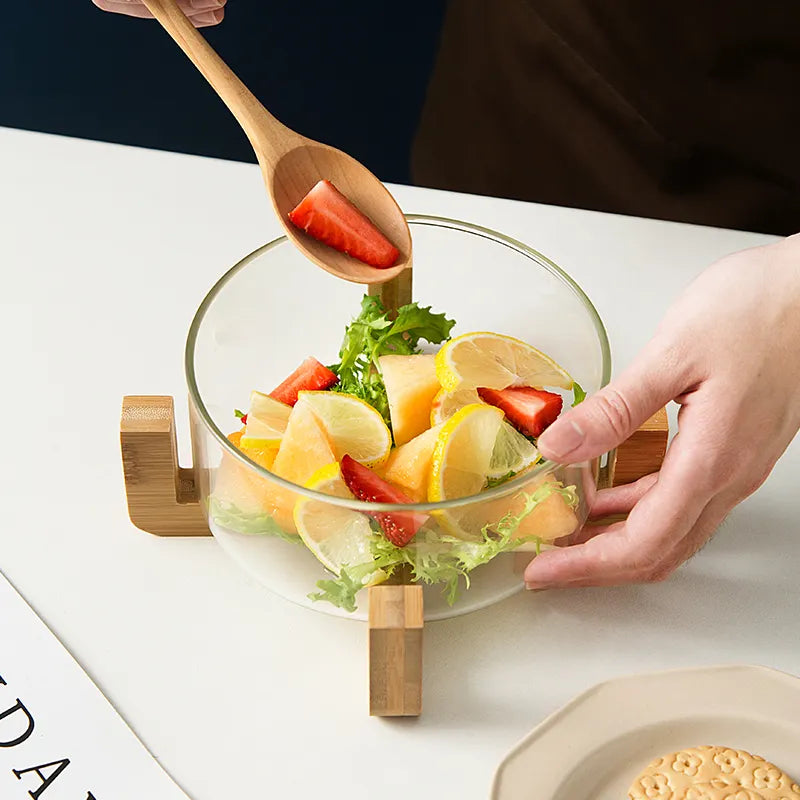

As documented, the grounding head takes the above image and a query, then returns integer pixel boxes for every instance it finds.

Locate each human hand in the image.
[92,0,227,27]
[525,234,800,590]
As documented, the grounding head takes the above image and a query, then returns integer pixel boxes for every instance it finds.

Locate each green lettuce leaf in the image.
[308,560,392,613]
[208,497,301,543]
[329,295,456,426]
[308,567,365,613]
[572,381,587,407]
[382,302,456,351]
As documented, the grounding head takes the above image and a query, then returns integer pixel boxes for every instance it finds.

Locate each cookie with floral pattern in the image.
[628,746,800,800]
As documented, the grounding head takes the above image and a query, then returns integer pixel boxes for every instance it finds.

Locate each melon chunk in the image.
[508,477,579,547]
[380,424,443,502]
[267,402,336,533]
[213,430,279,516]
[379,354,441,446]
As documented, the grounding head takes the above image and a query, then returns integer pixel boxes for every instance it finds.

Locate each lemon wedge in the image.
[489,421,541,479]
[435,331,573,392]
[431,388,540,479]
[429,387,482,425]
[428,403,504,502]
[294,463,386,585]
[240,391,292,449]
[297,391,392,468]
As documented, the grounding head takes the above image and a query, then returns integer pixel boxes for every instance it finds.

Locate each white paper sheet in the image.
[0,571,191,800]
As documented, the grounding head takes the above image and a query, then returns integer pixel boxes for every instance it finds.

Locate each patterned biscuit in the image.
[627,745,800,800]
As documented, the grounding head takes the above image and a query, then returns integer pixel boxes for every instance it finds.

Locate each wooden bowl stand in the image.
[120,396,667,716]
[121,271,667,716]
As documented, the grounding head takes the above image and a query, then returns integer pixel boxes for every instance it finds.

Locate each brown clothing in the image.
[412,0,800,235]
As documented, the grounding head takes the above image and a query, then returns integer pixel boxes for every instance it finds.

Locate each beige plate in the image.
[491,665,800,800]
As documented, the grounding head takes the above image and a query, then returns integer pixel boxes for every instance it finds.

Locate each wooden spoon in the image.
[140,0,412,290]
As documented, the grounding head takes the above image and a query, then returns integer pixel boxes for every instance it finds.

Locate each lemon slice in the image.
[240,391,292,449]
[297,391,392,468]
[429,387,482,425]
[435,331,573,392]
[429,403,504,502]
[488,421,541,479]
[294,463,386,585]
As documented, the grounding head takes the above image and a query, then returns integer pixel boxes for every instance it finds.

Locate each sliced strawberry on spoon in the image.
[477,387,563,438]
[340,454,428,547]
[270,357,338,406]
[288,180,400,268]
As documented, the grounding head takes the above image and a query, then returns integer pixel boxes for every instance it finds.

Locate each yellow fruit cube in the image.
[379,353,441,447]
[380,424,443,502]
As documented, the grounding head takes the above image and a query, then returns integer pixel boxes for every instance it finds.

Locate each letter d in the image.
[0,700,34,747]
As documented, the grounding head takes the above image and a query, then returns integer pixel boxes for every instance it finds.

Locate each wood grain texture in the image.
[368,267,413,315]
[368,584,423,717]
[141,0,411,286]
[587,407,670,526]
[611,407,669,487]
[120,396,210,537]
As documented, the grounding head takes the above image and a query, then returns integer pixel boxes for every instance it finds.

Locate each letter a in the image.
[0,699,35,747]
[13,759,69,799]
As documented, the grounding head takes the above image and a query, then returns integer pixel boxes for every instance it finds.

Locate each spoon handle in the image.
[140,0,297,164]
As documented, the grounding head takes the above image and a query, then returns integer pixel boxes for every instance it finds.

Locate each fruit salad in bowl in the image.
[185,215,611,620]
[208,293,586,613]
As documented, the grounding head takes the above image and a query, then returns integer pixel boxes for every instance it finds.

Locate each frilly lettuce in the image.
[309,481,579,612]
[329,295,455,426]
[208,498,302,543]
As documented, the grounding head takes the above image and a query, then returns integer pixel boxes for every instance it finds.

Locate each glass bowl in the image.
[186,216,611,621]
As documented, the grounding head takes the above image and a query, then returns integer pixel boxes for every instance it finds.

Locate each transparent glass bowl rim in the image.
[185,214,612,514]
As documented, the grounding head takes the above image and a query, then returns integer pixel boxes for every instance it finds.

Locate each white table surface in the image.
[1,126,797,799]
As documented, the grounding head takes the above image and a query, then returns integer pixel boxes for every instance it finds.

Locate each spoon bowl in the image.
[141,0,411,287]
[269,143,411,283]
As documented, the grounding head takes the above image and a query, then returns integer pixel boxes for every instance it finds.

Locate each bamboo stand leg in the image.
[605,407,669,488]
[120,396,210,536]
[367,268,421,717]
[589,407,670,526]
[368,583,424,717]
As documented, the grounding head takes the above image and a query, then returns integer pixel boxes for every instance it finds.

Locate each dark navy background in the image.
[2,3,446,184]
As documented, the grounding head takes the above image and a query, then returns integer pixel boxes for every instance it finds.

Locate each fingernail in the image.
[193,8,222,23]
[538,419,584,460]
[525,583,547,591]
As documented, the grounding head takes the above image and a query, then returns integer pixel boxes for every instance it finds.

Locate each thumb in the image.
[538,342,683,463]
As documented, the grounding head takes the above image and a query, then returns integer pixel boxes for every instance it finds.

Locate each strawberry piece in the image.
[269,357,338,407]
[288,180,400,268]
[340,455,428,547]
[477,387,563,438]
